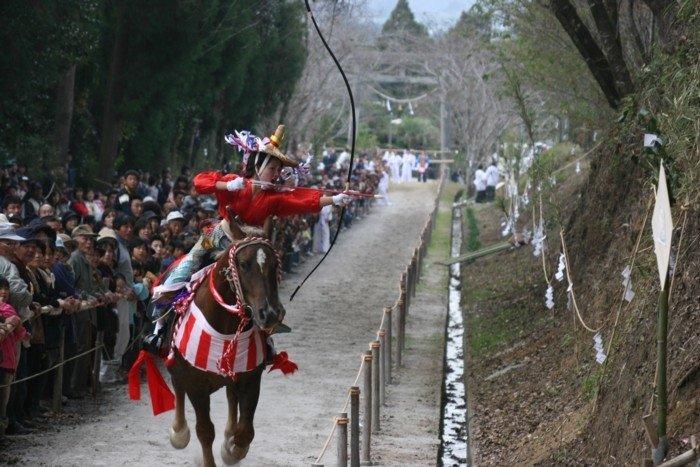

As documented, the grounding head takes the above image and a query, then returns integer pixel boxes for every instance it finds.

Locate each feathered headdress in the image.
[224,125,298,168]
[224,130,270,167]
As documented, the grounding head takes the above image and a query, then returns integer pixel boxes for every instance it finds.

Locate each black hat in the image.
[138,210,159,223]
[26,218,57,242]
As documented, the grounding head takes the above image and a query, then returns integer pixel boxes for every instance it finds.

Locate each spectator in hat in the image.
[166,211,186,239]
[66,224,105,397]
[0,226,33,317]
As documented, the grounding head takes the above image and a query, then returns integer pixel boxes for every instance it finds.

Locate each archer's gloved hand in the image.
[225,178,246,192]
[332,193,353,206]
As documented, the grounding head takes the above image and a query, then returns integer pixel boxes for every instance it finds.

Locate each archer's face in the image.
[258,158,282,183]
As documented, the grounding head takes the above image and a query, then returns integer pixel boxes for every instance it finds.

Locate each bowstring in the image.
[290,0,356,301]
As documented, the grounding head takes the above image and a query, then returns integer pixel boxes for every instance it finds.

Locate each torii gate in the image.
[348,71,450,159]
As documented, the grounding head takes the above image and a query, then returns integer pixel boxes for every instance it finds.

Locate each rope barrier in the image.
[0,342,105,389]
[312,175,444,464]
[559,229,602,333]
[605,194,654,355]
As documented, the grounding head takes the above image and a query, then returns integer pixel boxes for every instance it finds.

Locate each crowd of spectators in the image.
[0,148,383,438]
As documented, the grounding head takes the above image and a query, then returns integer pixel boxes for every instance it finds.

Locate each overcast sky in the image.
[368,0,476,30]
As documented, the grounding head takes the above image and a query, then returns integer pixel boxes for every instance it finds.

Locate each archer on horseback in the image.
[145,124,354,350]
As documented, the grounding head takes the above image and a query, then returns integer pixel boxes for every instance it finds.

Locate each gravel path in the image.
[2,181,445,466]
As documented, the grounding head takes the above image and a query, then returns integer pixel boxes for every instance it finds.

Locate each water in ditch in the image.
[438,206,470,466]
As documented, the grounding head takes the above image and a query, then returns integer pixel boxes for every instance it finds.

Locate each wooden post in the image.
[377,331,386,405]
[383,307,392,384]
[91,330,103,396]
[337,412,348,467]
[350,386,360,467]
[52,326,66,413]
[396,297,405,366]
[654,273,670,465]
[410,256,416,298]
[361,351,372,464]
[404,269,411,315]
[371,341,380,433]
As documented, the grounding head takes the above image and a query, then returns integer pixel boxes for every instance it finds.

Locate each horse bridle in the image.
[208,236,282,329]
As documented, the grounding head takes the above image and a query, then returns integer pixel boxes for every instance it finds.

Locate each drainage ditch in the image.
[437,196,470,466]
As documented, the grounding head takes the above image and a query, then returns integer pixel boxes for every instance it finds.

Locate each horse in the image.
[166,217,286,466]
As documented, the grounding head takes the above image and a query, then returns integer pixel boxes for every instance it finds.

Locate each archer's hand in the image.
[225,178,246,192]
[332,192,353,206]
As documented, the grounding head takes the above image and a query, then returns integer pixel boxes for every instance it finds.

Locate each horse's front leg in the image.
[190,390,216,467]
[230,370,262,463]
[220,384,239,464]
[169,382,190,449]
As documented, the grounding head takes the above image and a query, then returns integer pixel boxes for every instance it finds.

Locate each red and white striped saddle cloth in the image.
[171,300,266,377]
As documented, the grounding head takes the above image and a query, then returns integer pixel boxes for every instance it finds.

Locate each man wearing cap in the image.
[66,224,107,397]
[0,226,33,317]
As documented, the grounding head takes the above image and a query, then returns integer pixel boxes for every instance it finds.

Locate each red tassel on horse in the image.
[268,351,298,375]
[128,350,176,415]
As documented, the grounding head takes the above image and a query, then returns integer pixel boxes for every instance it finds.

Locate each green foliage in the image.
[380,0,428,39]
[465,208,482,252]
[0,1,101,167]
[450,4,493,42]
[0,0,307,182]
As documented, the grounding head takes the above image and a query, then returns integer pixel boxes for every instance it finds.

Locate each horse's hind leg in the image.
[220,384,239,465]
[191,391,216,467]
[169,383,190,449]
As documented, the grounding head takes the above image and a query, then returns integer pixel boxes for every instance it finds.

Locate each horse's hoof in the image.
[169,424,191,449]
[220,440,248,465]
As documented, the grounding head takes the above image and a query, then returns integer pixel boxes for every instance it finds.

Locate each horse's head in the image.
[222,216,286,332]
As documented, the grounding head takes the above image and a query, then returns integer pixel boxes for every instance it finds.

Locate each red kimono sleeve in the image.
[271,189,323,218]
[193,171,238,195]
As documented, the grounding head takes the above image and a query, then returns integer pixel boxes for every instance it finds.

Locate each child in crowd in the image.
[0,277,29,435]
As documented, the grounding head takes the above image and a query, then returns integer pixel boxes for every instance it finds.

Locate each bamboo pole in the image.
[371,341,380,433]
[653,273,670,465]
[396,297,405,366]
[378,331,386,405]
[438,241,512,265]
[337,412,348,467]
[361,351,372,464]
[383,307,392,384]
[350,386,360,467]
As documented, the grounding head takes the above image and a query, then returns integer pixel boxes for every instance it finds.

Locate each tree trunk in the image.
[589,0,634,96]
[550,0,625,108]
[54,64,76,173]
[188,119,201,168]
[640,0,678,54]
[98,3,127,180]
[627,0,650,64]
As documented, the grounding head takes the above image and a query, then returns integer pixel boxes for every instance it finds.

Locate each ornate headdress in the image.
[224,125,298,168]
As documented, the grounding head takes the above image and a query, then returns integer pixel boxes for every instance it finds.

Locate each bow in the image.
[290,0,356,301]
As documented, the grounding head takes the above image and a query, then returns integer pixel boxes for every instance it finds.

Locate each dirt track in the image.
[3,181,446,466]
